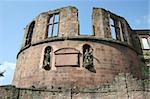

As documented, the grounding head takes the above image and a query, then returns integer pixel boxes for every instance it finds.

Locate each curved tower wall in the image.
[12,6,142,89]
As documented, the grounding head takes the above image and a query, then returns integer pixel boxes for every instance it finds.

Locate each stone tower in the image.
[12,6,143,89]
[0,6,148,98]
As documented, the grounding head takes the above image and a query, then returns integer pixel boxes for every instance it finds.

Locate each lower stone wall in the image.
[0,86,149,99]
[0,85,19,99]
[0,73,149,99]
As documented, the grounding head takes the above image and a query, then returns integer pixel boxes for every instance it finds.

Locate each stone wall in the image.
[92,8,105,37]
[21,6,79,48]
[59,6,79,37]
[92,7,137,48]
[13,37,142,89]
[135,30,150,79]
[1,73,150,99]
[0,85,19,99]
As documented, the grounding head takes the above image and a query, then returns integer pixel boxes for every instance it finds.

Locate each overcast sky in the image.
[0,0,149,85]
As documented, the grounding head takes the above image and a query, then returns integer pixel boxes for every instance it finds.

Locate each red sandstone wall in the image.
[4,73,149,99]
[12,39,142,89]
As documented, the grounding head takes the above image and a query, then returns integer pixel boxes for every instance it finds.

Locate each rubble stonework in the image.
[0,6,149,98]
[0,73,149,99]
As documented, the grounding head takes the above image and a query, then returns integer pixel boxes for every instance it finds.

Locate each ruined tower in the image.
[12,6,143,89]
[1,6,149,99]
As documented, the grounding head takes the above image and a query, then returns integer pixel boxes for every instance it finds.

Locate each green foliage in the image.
[143,52,150,60]
[144,52,150,56]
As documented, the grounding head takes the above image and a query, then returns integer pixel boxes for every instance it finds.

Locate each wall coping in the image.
[17,36,139,59]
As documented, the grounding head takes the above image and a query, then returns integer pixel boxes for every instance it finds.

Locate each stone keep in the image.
[1,6,149,99]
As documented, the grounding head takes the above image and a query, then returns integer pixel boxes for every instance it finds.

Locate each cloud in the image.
[0,61,16,85]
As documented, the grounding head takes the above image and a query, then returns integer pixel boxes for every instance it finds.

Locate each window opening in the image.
[142,38,150,49]
[110,18,120,40]
[110,18,117,40]
[48,13,59,37]
[25,21,35,45]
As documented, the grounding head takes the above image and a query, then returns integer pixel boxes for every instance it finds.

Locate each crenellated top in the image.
[21,6,141,54]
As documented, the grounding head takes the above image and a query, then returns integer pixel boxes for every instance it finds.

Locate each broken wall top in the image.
[21,6,141,54]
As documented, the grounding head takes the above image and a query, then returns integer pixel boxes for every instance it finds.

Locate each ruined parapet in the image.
[58,6,79,37]
[92,8,107,38]
[32,13,50,43]
[92,8,134,45]
[92,7,144,56]
[21,6,79,48]
[21,7,139,50]
[20,7,143,65]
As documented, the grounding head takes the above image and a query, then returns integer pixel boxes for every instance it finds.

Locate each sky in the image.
[0,0,149,85]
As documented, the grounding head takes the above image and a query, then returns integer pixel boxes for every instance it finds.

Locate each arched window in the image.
[83,44,96,73]
[25,21,35,45]
[43,46,52,70]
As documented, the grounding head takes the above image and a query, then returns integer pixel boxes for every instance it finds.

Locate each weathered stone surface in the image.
[59,6,79,37]
[135,30,150,79]
[0,85,19,99]
[12,38,142,89]
[32,13,50,43]
[1,73,150,99]
[92,8,105,37]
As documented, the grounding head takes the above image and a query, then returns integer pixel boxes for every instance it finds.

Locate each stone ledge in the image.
[17,36,138,59]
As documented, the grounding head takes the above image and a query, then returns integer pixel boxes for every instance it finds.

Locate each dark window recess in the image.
[114,20,121,40]
[48,13,59,37]
[25,21,35,45]
[83,44,91,56]
[121,22,127,42]
[43,46,52,70]
[83,44,96,73]
[83,44,91,66]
